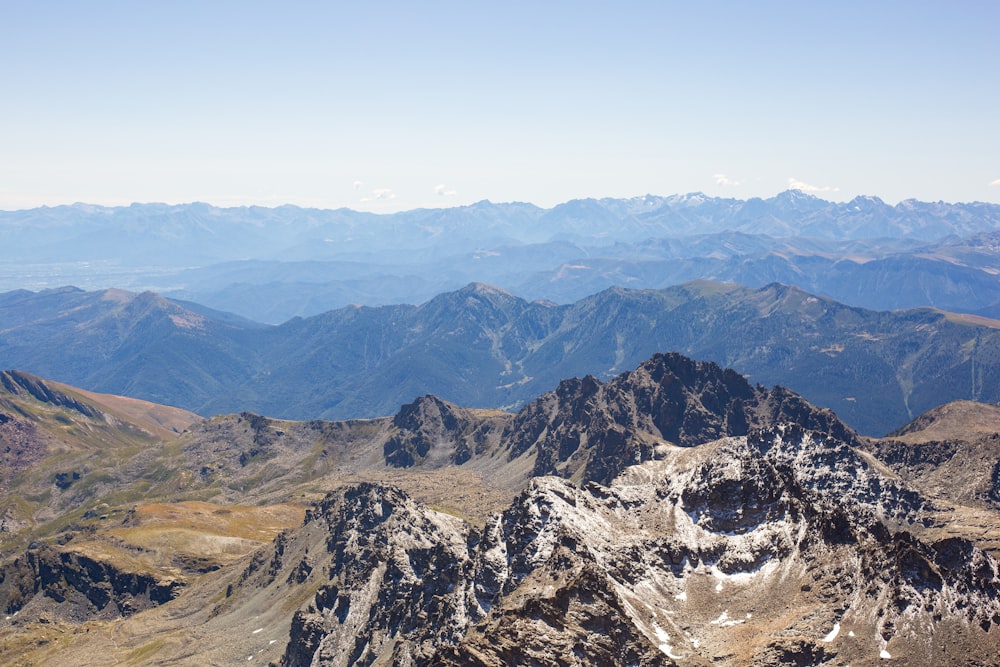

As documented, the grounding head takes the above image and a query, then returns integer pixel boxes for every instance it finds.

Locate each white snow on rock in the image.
[710,610,745,628]
[822,622,840,642]
[708,560,778,593]
[652,623,685,660]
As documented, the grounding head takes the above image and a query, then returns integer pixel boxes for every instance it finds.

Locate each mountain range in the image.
[3,280,1000,436]
[5,191,1000,664]
[5,193,1000,323]
[2,353,1000,665]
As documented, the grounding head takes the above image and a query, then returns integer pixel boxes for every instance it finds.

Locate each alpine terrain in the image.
[1,353,999,665]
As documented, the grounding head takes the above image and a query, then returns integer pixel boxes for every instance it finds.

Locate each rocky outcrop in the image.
[430,561,671,667]
[383,395,502,467]
[0,544,182,621]
[380,353,859,488]
[0,412,47,491]
[277,483,478,667]
[265,424,1000,666]
[0,370,102,419]
[868,400,1000,509]
[500,352,858,485]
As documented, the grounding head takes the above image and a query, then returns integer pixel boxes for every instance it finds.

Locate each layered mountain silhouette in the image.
[4,281,1000,435]
[5,194,1000,322]
[6,194,998,268]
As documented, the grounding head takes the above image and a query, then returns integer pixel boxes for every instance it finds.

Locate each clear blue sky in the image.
[2,1,998,212]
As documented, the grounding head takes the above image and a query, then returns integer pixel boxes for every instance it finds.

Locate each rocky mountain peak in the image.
[275,482,477,667]
[500,352,856,485]
[384,395,503,468]
[271,421,1000,666]
[376,352,858,489]
[3,358,1000,665]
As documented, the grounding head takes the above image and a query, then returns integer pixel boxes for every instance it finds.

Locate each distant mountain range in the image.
[3,281,1000,436]
[4,192,1000,322]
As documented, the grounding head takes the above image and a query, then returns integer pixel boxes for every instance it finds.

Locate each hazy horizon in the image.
[8,187,997,215]
[3,2,998,213]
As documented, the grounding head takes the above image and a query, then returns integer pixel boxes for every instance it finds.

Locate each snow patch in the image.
[822,622,840,642]
[675,590,687,602]
[652,623,685,659]
[252,628,263,634]
[710,610,744,627]
[709,560,776,592]
[880,649,892,659]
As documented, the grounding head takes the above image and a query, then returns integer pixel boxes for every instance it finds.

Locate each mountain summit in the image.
[2,354,1000,665]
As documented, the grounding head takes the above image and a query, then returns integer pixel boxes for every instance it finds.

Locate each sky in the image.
[2,1,998,212]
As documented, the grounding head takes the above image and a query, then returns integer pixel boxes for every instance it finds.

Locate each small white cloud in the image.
[990,178,1000,187]
[434,184,457,196]
[788,177,840,193]
[372,188,395,200]
[714,173,740,187]
[353,180,363,190]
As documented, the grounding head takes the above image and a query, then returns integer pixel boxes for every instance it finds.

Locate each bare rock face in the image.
[500,352,858,485]
[0,544,182,622]
[276,483,478,667]
[0,412,47,492]
[0,370,102,420]
[269,425,1000,666]
[383,395,501,467]
[379,353,860,490]
[871,414,1000,511]
[431,561,670,667]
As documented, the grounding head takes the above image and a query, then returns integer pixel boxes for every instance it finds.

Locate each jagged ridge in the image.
[3,353,1000,666]
[387,352,857,486]
[261,423,1000,666]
